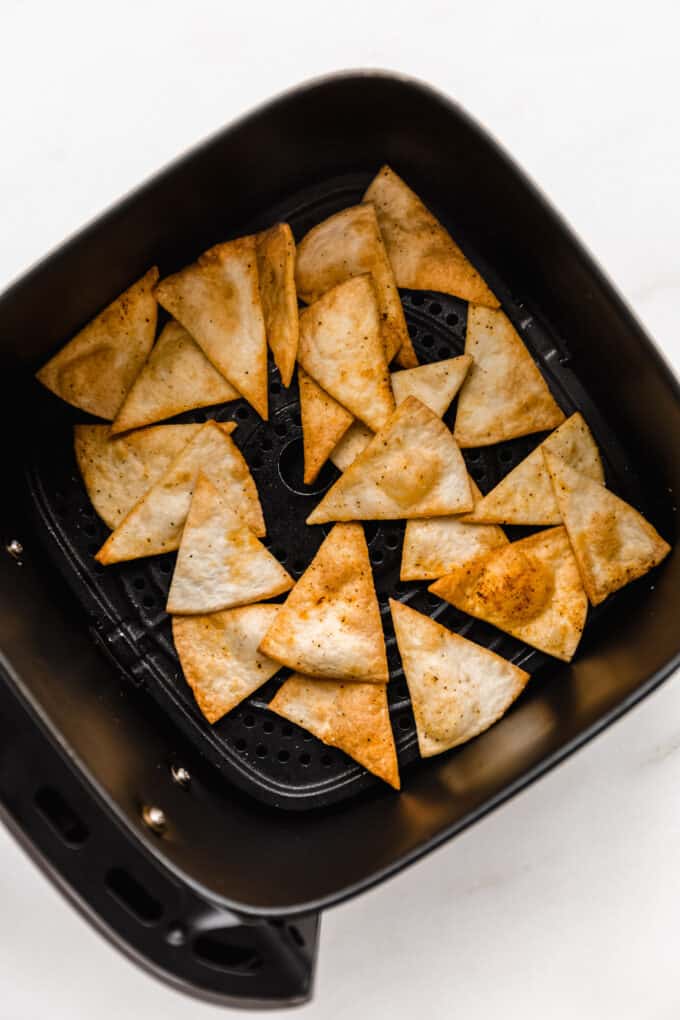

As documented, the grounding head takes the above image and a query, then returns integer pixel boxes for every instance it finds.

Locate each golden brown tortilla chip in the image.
[390,600,529,757]
[269,674,400,788]
[155,236,268,419]
[172,605,282,723]
[36,267,158,419]
[390,355,472,417]
[454,305,565,447]
[256,223,299,387]
[298,367,353,485]
[259,523,388,683]
[364,166,498,307]
[429,527,587,661]
[329,420,374,472]
[544,451,671,605]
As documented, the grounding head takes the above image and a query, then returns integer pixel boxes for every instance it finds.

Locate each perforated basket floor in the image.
[25,174,642,810]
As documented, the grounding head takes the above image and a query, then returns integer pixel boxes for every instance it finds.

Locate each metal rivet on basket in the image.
[6,539,23,561]
[170,765,191,789]
[142,804,167,834]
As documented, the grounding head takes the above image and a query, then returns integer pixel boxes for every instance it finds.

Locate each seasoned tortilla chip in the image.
[390,600,529,757]
[454,305,565,447]
[307,397,473,525]
[298,367,353,485]
[111,321,239,434]
[391,355,472,417]
[544,452,671,605]
[167,474,292,614]
[269,674,399,788]
[36,267,158,419]
[463,413,604,525]
[74,421,235,529]
[329,420,374,472]
[155,236,268,419]
[364,166,498,307]
[256,223,298,387]
[96,420,264,564]
[401,478,508,580]
[259,523,388,683]
[296,203,416,367]
[172,605,281,723]
[429,527,587,661]
[298,275,395,431]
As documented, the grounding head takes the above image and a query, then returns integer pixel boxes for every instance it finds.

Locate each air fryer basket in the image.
[0,73,678,1008]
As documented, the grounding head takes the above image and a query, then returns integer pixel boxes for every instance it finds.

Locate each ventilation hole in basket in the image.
[446,313,458,326]
[34,786,89,846]
[193,933,262,974]
[394,680,407,699]
[251,456,263,470]
[364,522,379,544]
[372,549,384,565]
[277,749,290,763]
[235,738,247,752]
[134,577,145,590]
[236,407,250,420]
[399,716,411,730]
[292,558,306,574]
[281,725,293,737]
[429,302,442,316]
[321,754,333,768]
[427,591,440,608]
[299,753,311,766]
[261,437,274,452]
[243,714,255,728]
[142,595,155,609]
[421,334,434,348]
[106,868,163,924]
[302,733,314,743]
[466,450,480,462]
[274,423,288,438]
[411,293,425,306]
[262,719,274,734]
[271,381,281,395]
[470,464,486,482]
[438,346,450,359]
[255,744,267,758]
[385,531,400,549]
[395,581,410,594]
[159,561,172,574]
[499,448,513,464]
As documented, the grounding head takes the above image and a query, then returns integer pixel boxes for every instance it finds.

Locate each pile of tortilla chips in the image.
[38,165,671,791]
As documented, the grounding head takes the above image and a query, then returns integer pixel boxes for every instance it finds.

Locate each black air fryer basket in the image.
[0,73,678,1008]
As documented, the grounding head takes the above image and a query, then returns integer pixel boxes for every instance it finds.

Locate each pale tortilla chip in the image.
[110,321,239,434]
[167,474,292,614]
[390,600,529,757]
[401,478,508,580]
[307,397,473,525]
[429,527,587,661]
[96,420,264,564]
[544,452,671,606]
[295,203,417,367]
[172,605,282,723]
[155,237,268,419]
[256,223,299,387]
[259,523,388,683]
[454,305,565,447]
[298,367,353,485]
[390,355,472,417]
[74,421,235,529]
[463,413,604,525]
[298,275,395,432]
[269,674,399,788]
[329,420,374,472]
[36,267,158,419]
[364,166,498,307]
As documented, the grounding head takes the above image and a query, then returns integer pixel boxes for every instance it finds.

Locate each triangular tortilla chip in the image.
[307,397,473,525]
[96,420,264,564]
[463,413,604,525]
[172,605,282,723]
[75,421,235,529]
[298,367,353,485]
[298,275,395,431]
[390,600,529,757]
[544,452,671,606]
[429,527,587,661]
[110,320,239,434]
[259,523,388,683]
[401,478,508,580]
[329,420,374,472]
[391,355,472,417]
[269,674,400,788]
[295,203,417,367]
[454,305,565,447]
[364,166,498,307]
[256,223,299,387]
[36,267,158,419]
[167,474,292,614]
[155,236,268,419]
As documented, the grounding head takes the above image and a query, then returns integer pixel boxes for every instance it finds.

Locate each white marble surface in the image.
[1,2,679,1017]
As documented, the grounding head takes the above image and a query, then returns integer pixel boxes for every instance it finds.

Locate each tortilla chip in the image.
[298,367,353,485]
[429,527,587,661]
[36,267,158,419]
[390,600,529,757]
[269,674,399,788]
[167,474,292,614]
[96,420,264,564]
[454,305,565,447]
[544,452,671,606]
[463,413,604,525]
[329,420,374,472]
[295,203,416,367]
[307,397,473,525]
[259,523,388,683]
[391,355,472,417]
[298,275,395,431]
[110,320,239,434]
[172,605,282,723]
[401,478,508,580]
[75,421,235,529]
[155,236,268,419]
[364,166,498,307]
[256,223,299,387]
